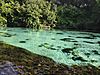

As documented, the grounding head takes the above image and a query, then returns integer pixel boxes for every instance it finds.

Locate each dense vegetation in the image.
[0,0,100,32]
[56,0,100,32]
[0,0,56,29]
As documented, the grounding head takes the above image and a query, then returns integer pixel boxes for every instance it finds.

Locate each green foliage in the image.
[56,0,100,31]
[24,0,56,29]
[0,15,7,28]
[57,5,83,26]
[96,0,100,4]
[0,0,56,29]
[0,0,100,31]
[0,0,14,28]
[0,0,13,15]
[90,0,100,25]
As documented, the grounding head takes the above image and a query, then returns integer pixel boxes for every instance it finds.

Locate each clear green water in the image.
[0,28,100,67]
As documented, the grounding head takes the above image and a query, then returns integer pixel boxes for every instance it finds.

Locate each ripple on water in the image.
[0,28,100,67]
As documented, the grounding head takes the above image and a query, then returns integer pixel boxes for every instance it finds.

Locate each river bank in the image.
[0,42,100,75]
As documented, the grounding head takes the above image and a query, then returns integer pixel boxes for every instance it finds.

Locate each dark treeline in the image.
[0,0,100,32]
[50,0,100,32]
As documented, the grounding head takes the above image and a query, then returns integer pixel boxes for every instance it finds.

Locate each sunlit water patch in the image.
[0,28,100,67]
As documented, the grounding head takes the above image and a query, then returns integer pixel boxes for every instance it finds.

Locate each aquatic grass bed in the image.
[0,28,100,67]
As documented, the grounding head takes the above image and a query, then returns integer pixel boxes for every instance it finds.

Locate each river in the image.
[0,27,100,67]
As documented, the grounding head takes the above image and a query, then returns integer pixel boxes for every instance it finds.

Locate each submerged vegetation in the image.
[0,0,100,31]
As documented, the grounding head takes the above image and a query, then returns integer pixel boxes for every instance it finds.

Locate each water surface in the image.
[0,28,100,67]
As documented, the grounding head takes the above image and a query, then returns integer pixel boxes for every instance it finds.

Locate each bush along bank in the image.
[0,0,100,32]
[55,0,100,32]
[0,42,100,74]
[0,0,56,29]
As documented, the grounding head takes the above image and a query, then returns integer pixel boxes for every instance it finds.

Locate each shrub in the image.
[0,0,14,28]
[57,5,83,26]
[0,15,7,29]
[24,0,56,29]
[0,0,56,29]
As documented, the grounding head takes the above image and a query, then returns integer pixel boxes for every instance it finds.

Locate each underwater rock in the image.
[49,47,57,50]
[89,34,97,38]
[62,48,73,53]
[72,56,87,62]
[19,41,26,43]
[97,41,100,45]
[56,32,63,35]
[76,36,95,39]
[26,39,30,40]
[71,40,78,42]
[38,43,49,48]
[73,43,79,49]
[95,35,100,38]
[79,33,96,38]
[92,50,100,55]
[57,46,61,48]
[44,43,49,45]
[3,33,12,37]
[68,36,72,37]
[91,60,97,63]
[83,41,95,44]
[60,38,74,42]
[38,43,56,50]
[0,32,16,37]
[84,53,90,57]
[74,43,79,45]
[72,52,77,56]
[38,44,43,47]
[51,38,55,40]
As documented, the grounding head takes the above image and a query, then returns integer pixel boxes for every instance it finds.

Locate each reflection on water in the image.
[0,27,100,67]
